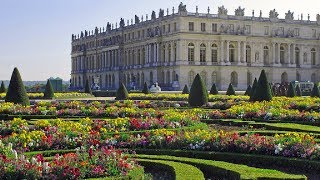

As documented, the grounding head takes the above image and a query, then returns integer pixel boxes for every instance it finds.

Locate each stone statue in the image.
[317,14,320,24]
[303,52,308,63]
[287,29,294,37]
[207,6,210,14]
[159,9,164,18]
[252,10,255,17]
[260,10,262,18]
[150,82,161,93]
[151,11,156,20]
[308,14,310,21]
[120,18,125,28]
[235,6,245,16]
[178,2,187,12]
[269,9,279,19]
[95,27,98,35]
[218,6,228,16]
[135,15,140,24]
[80,31,84,38]
[71,34,74,40]
[255,52,260,62]
[155,26,161,36]
[285,10,294,21]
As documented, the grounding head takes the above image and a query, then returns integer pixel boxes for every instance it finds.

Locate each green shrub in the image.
[142,82,150,94]
[209,83,219,95]
[249,78,258,101]
[188,74,208,107]
[296,85,302,96]
[182,84,189,94]
[226,83,235,96]
[286,82,296,97]
[116,83,129,100]
[44,80,54,99]
[0,81,6,93]
[244,85,252,96]
[5,68,29,106]
[311,84,320,98]
[251,70,272,102]
[84,80,92,94]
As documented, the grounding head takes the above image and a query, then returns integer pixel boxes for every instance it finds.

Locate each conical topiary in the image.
[116,83,129,100]
[182,84,189,94]
[188,74,208,107]
[142,82,150,94]
[5,68,29,106]
[286,82,296,97]
[296,84,302,96]
[251,70,273,102]
[84,79,92,94]
[249,78,258,101]
[311,84,320,97]
[244,85,252,96]
[44,80,54,99]
[0,81,6,93]
[226,83,236,96]
[210,83,219,95]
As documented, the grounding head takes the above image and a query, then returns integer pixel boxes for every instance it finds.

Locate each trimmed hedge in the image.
[136,154,306,179]
[188,74,208,107]
[287,82,296,97]
[244,85,252,96]
[116,83,129,100]
[210,83,219,95]
[0,81,6,93]
[44,80,54,99]
[251,70,272,102]
[182,84,189,94]
[226,83,235,96]
[142,82,150,94]
[138,159,205,180]
[84,80,92,94]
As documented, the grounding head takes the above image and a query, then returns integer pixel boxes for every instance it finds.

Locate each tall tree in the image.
[44,80,54,99]
[5,68,29,106]
[188,74,208,107]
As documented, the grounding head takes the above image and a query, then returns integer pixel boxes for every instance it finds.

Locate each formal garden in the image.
[1,68,320,179]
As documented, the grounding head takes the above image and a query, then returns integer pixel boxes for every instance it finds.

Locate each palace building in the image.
[71,3,320,91]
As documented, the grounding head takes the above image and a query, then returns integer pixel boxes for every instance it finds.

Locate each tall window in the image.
[295,47,300,65]
[138,49,141,65]
[294,28,300,36]
[166,71,171,84]
[280,46,285,64]
[201,23,206,32]
[311,48,316,65]
[246,45,251,62]
[211,44,218,62]
[264,26,269,35]
[200,44,206,62]
[174,22,177,32]
[212,23,218,32]
[189,22,194,31]
[168,44,172,62]
[263,46,269,64]
[174,43,177,61]
[188,43,195,62]
[142,48,146,65]
[245,25,251,34]
[312,29,317,38]
[229,24,234,33]
[168,24,171,33]
[229,44,235,62]
[280,27,284,35]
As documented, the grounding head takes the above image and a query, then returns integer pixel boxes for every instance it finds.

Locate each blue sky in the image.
[0,0,318,81]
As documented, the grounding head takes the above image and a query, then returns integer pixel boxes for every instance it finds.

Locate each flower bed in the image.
[0,92,93,100]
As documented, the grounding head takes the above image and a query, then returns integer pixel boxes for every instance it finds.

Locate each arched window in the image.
[295,47,300,65]
[166,71,171,84]
[200,43,206,62]
[246,45,251,62]
[142,48,146,65]
[296,72,301,81]
[281,72,288,83]
[150,71,153,84]
[212,72,217,84]
[263,46,269,64]
[211,44,218,62]
[200,71,207,86]
[247,72,252,86]
[188,43,195,62]
[311,73,316,83]
[280,46,285,64]
[168,44,172,62]
[137,49,141,65]
[311,48,316,65]
[229,44,235,62]
[231,72,238,87]
[188,71,195,86]
[161,71,165,84]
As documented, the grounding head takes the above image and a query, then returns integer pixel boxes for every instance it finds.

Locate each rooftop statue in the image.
[135,15,140,24]
[317,14,320,24]
[159,9,164,18]
[269,9,279,19]
[285,10,294,21]
[95,27,98,35]
[178,2,187,12]
[235,6,245,16]
[85,30,88,37]
[107,23,111,32]
[151,11,156,20]
[80,31,84,38]
[120,18,125,28]
[218,6,228,16]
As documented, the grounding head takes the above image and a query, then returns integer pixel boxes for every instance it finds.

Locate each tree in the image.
[116,83,129,100]
[226,83,236,96]
[286,82,296,97]
[5,68,29,106]
[142,82,150,94]
[244,85,252,96]
[0,81,6,93]
[209,83,219,95]
[249,78,258,101]
[311,84,320,98]
[295,84,302,96]
[251,70,273,102]
[182,84,189,94]
[188,74,208,107]
[84,80,92,94]
[44,80,54,99]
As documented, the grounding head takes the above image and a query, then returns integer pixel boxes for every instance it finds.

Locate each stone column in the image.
[145,45,148,65]
[220,41,224,63]
[148,44,151,63]
[242,42,246,63]
[237,41,241,64]
[171,42,175,63]
[292,44,296,65]
[272,43,276,65]
[157,43,161,62]
[287,44,291,65]
[277,43,281,64]
[226,41,230,63]
[260,43,263,65]
[154,43,157,63]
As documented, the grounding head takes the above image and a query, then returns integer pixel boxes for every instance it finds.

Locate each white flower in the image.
[274,143,283,154]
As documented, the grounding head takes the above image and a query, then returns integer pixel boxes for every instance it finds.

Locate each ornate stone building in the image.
[71,3,320,91]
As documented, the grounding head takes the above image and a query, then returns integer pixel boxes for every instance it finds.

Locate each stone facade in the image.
[71,3,320,91]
